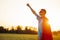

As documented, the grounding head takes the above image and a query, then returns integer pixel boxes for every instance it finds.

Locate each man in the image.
[26,3,53,40]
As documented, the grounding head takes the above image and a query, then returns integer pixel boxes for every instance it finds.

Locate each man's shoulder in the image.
[44,17,48,21]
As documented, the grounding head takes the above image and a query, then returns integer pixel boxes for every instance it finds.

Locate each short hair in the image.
[41,9,46,14]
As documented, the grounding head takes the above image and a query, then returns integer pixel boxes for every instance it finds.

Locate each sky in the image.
[0,0,60,31]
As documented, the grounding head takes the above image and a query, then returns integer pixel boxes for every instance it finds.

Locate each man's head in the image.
[39,9,46,17]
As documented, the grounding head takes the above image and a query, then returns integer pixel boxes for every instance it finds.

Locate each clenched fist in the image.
[26,3,30,7]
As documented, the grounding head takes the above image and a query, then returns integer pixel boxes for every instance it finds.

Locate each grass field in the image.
[0,34,60,40]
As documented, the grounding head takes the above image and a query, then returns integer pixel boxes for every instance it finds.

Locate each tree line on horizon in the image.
[0,25,60,35]
[0,25,37,34]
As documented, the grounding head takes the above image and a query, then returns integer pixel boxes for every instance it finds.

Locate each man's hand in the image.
[27,3,30,7]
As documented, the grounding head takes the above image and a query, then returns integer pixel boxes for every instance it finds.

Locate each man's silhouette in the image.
[26,3,53,40]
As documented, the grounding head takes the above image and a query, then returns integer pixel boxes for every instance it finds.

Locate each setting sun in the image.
[0,0,60,31]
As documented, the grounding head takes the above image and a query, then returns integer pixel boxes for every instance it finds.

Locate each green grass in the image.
[0,34,38,40]
[53,35,60,40]
[0,34,60,40]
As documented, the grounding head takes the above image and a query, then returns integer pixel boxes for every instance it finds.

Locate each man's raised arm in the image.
[27,3,37,16]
